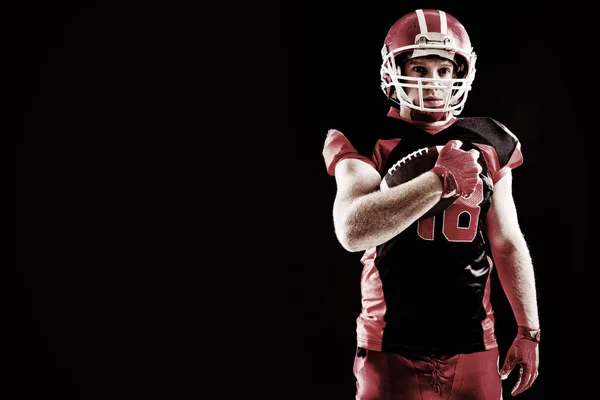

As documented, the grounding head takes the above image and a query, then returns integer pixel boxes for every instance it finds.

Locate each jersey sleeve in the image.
[372,137,401,175]
[493,120,523,182]
[323,129,376,176]
[473,119,524,184]
[498,139,523,181]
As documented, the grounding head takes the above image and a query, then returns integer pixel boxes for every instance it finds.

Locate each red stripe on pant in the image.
[353,347,502,399]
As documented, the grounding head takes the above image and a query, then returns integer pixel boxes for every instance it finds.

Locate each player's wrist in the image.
[516,325,541,342]
[431,165,459,199]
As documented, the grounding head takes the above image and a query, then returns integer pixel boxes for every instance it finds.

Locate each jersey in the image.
[323,109,523,356]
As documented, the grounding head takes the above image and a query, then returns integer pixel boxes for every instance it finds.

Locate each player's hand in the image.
[431,139,482,198]
[500,329,540,396]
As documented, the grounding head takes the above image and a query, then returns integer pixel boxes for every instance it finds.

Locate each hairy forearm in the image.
[493,238,540,329]
[335,172,442,252]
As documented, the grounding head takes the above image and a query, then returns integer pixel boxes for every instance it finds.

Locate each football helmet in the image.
[380,9,477,115]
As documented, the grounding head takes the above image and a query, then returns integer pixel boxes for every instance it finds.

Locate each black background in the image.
[8,1,596,399]
[287,1,596,399]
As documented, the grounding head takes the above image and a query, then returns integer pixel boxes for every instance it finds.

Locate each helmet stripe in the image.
[415,9,448,34]
[415,9,427,33]
[439,10,448,34]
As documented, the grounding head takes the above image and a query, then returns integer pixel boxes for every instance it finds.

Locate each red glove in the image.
[431,140,482,198]
[500,326,541,396]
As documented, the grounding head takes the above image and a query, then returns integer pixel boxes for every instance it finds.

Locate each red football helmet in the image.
[380,9,477,115]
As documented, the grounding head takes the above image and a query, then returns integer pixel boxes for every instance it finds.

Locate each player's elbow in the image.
[333,204,372,252]
[488,229,526,256]
[334,221,368,253]
[336,234,362,252]
[337,235,364,253]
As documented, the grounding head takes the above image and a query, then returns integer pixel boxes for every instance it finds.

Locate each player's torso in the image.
[376,118,496,271]
[364,116,514,354]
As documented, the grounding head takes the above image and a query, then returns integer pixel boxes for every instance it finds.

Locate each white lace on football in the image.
[388,147,430,175]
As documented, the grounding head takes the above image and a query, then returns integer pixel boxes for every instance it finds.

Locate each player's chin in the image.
[422,101,446,109]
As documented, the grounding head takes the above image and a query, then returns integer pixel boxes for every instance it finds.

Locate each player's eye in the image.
[438,67,453,76]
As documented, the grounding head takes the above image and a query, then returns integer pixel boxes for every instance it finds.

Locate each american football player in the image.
[323,8,541,399]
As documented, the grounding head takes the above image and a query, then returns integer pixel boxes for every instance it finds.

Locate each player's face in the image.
[400,56,456,109]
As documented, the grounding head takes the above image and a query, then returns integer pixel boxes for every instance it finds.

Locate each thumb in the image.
[468,148,480,161]
[500,352,518,380]
[440,139,462,155]
[500,349,516,380]
[499,363,513,380]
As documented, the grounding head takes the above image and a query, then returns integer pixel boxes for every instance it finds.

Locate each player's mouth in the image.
[423,97,445,108]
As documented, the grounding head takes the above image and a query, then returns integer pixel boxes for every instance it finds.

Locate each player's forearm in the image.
[493,239,540,329]
[335,172,442,252]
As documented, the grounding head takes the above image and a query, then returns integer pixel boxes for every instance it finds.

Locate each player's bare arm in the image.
[484,171,540,329]
[332,158,442,252]
[484,170,540,395]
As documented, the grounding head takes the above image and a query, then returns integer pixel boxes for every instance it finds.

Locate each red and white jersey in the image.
[323,109,523,355]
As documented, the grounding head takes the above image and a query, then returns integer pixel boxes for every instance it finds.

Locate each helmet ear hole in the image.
[454,56,468,78]
[394,53,410,72]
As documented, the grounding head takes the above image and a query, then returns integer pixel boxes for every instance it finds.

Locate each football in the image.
[380,146,458,220]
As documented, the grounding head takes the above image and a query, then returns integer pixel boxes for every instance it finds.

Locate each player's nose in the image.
[424,77,448,90]
[427,73,448,89]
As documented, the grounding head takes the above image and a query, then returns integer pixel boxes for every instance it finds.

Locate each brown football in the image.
[380,146,458,220]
